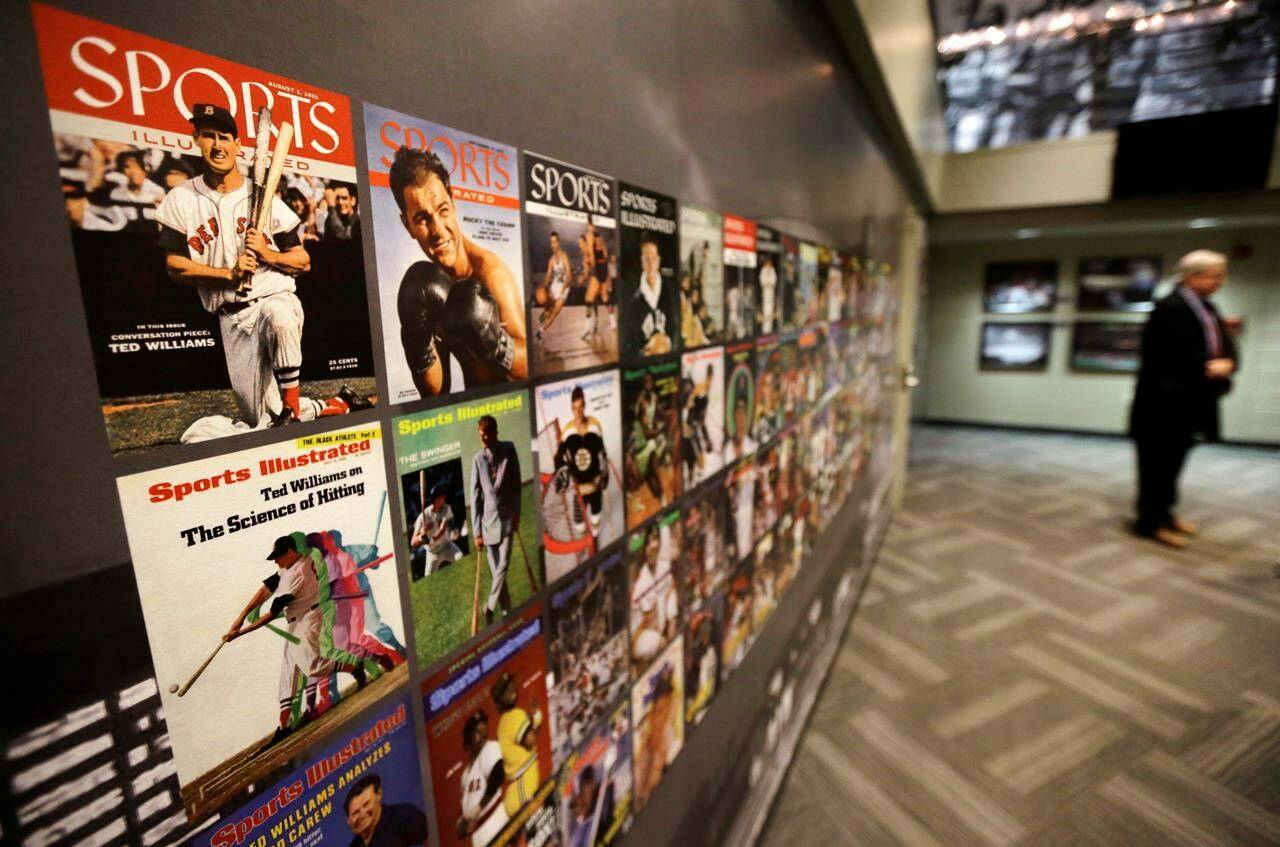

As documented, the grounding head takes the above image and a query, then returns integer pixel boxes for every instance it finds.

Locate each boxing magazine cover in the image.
[524,153,618,375]
[779,234,801,332]
[618,183,679,362]
[797,241,820,327]
[723,341,756,465]
[533,370,625,583]
[33,4,376,455]
[678,488,728,726]
[679,346,724,487]
[752,335,783,446]
[621,361,681,529]
[754,225,784,336]
[194,694,427,847]
[627,507,683,679]
[678,204,723,349]
[722,213,758,342]
[392,390,539,668]
[365,104,527,403]
[557,699,634,847]
[546,549,630,770]
[629,636,684,812]
[114,423,408,820]
[421,603,558,847]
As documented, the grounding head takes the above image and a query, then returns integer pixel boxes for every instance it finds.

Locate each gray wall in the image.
[0,0,910,599]
[920,227,1280,443]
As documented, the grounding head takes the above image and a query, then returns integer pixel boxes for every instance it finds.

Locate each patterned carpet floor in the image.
[760,424,1280,847]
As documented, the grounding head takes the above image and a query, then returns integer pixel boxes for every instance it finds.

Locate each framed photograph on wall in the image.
[1070,321,1143,373]
[1076,257,1161,312]
[983,261,1058,313]
[979,322,1052,370]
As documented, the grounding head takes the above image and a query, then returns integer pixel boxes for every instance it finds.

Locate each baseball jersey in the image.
[498,708,541,815]
[155,175,302,313]
[264,554,320,620]
[460,740,507,839]
[414,503,456,553]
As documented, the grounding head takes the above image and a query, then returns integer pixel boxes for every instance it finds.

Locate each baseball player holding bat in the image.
[156,103,370,430]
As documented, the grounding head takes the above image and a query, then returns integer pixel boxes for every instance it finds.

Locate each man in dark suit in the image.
[471,414,522,624]
[1130,250,1238,548]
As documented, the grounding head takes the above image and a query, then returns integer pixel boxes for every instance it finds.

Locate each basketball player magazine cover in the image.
[421,603,560,847]
[364,104,528,404]
[31,4,377,456]
[114,423,409,821]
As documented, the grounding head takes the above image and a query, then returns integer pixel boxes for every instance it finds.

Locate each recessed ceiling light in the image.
[1189,218,1219,229]
[1015,228,1041,239]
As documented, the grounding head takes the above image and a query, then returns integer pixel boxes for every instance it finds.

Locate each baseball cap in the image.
[189,103,238,137]
[266,535,296,560]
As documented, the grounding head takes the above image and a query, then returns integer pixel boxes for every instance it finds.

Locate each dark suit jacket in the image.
[1129,287,1237,441]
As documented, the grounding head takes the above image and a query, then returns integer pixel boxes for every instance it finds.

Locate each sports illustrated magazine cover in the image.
[751,529,780,632]
[751,450,779,547]
[618,183,679,361]
[826,320,847,397]
[534,371,626,582]
[723,459,757,569]
[752,335,783,445]
[364,104,527,403]
[630,636,684,812]
[621,361,682,529]
[524,153,618,375]
[114,424,407,819]
[777,337,802,428]
[722,213,758,341]
[721,558,754,676]
[627,507,684,678]
[780,235,801,332]
[421,604,558,847]
[678,205,723,349]
[557,700,635,847]
[678,486,729,614]
[723,341,757,466]
[33,4,376,455]
[683,591,724,727]
[797,242,820,327]
[820,246,845,322]
[679,346,725,487]
[194,695,427,847]
[754,226,784,335]
[393,391,539,668]
[796,326,823,409]
[546,550,631,770]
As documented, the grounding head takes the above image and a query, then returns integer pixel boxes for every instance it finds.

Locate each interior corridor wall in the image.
[920,226,1280,444]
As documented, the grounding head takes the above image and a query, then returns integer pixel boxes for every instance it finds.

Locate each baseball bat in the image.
[516,530,538,591]
[254,121,293,235]
[172,639,225,698]
[248,106,272,225]
[471,544,484,636]
[372,490,388,548]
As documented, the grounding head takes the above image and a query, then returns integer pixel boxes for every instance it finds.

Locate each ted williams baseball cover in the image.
[630,636,683,812]
[754,226,784,336]
[421,603,558,847]
[557,700,634,847]
[722,213,758,342]
[627,507,683,679]
[364,104,528,403]
[392,390,539,669]
[193,694,427,847]
[533,370,625,583]
[723,341,756,466]
[679,346,724,487]
[678,205,723,349]
[617,183,679,362]
[621,361,682,529]
[524,153,619,375]
[546,549,630,770]
[114,423,408,820]
[32,4,376,455]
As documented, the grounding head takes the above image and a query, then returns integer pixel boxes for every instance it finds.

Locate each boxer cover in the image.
[114,423,408,820]
[31,4,376,455]
[365,103,528,404]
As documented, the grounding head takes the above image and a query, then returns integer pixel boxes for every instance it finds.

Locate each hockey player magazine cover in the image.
[678,204,723,349]
[557,700,634,847]
[546,549,630,770]
[365,104,527,403]
[723,341,756,466]
[33,4,376,455]
[421,603,558,847]
[392,390,539,668]
[722,213,757,342]
[797,241,821,327]
[630,636,683,812]
[533,371,625,583]
[621,361,682,529]
[627,507,683,679]
[679,346,724,487]
[114,423,408,820]
[754,226,784,336]
[779,234,801,332]
[194,695,428,847]
[617,183,679,362]
[524,153,619,375]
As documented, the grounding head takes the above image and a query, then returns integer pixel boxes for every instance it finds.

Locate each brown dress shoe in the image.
[1168,517,1199,536]
[1152,526,1189,549]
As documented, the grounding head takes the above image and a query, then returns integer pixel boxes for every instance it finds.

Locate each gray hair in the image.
[1176,250,1227,280]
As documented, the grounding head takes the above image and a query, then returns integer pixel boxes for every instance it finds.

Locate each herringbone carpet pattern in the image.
[761,425,1280,846]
